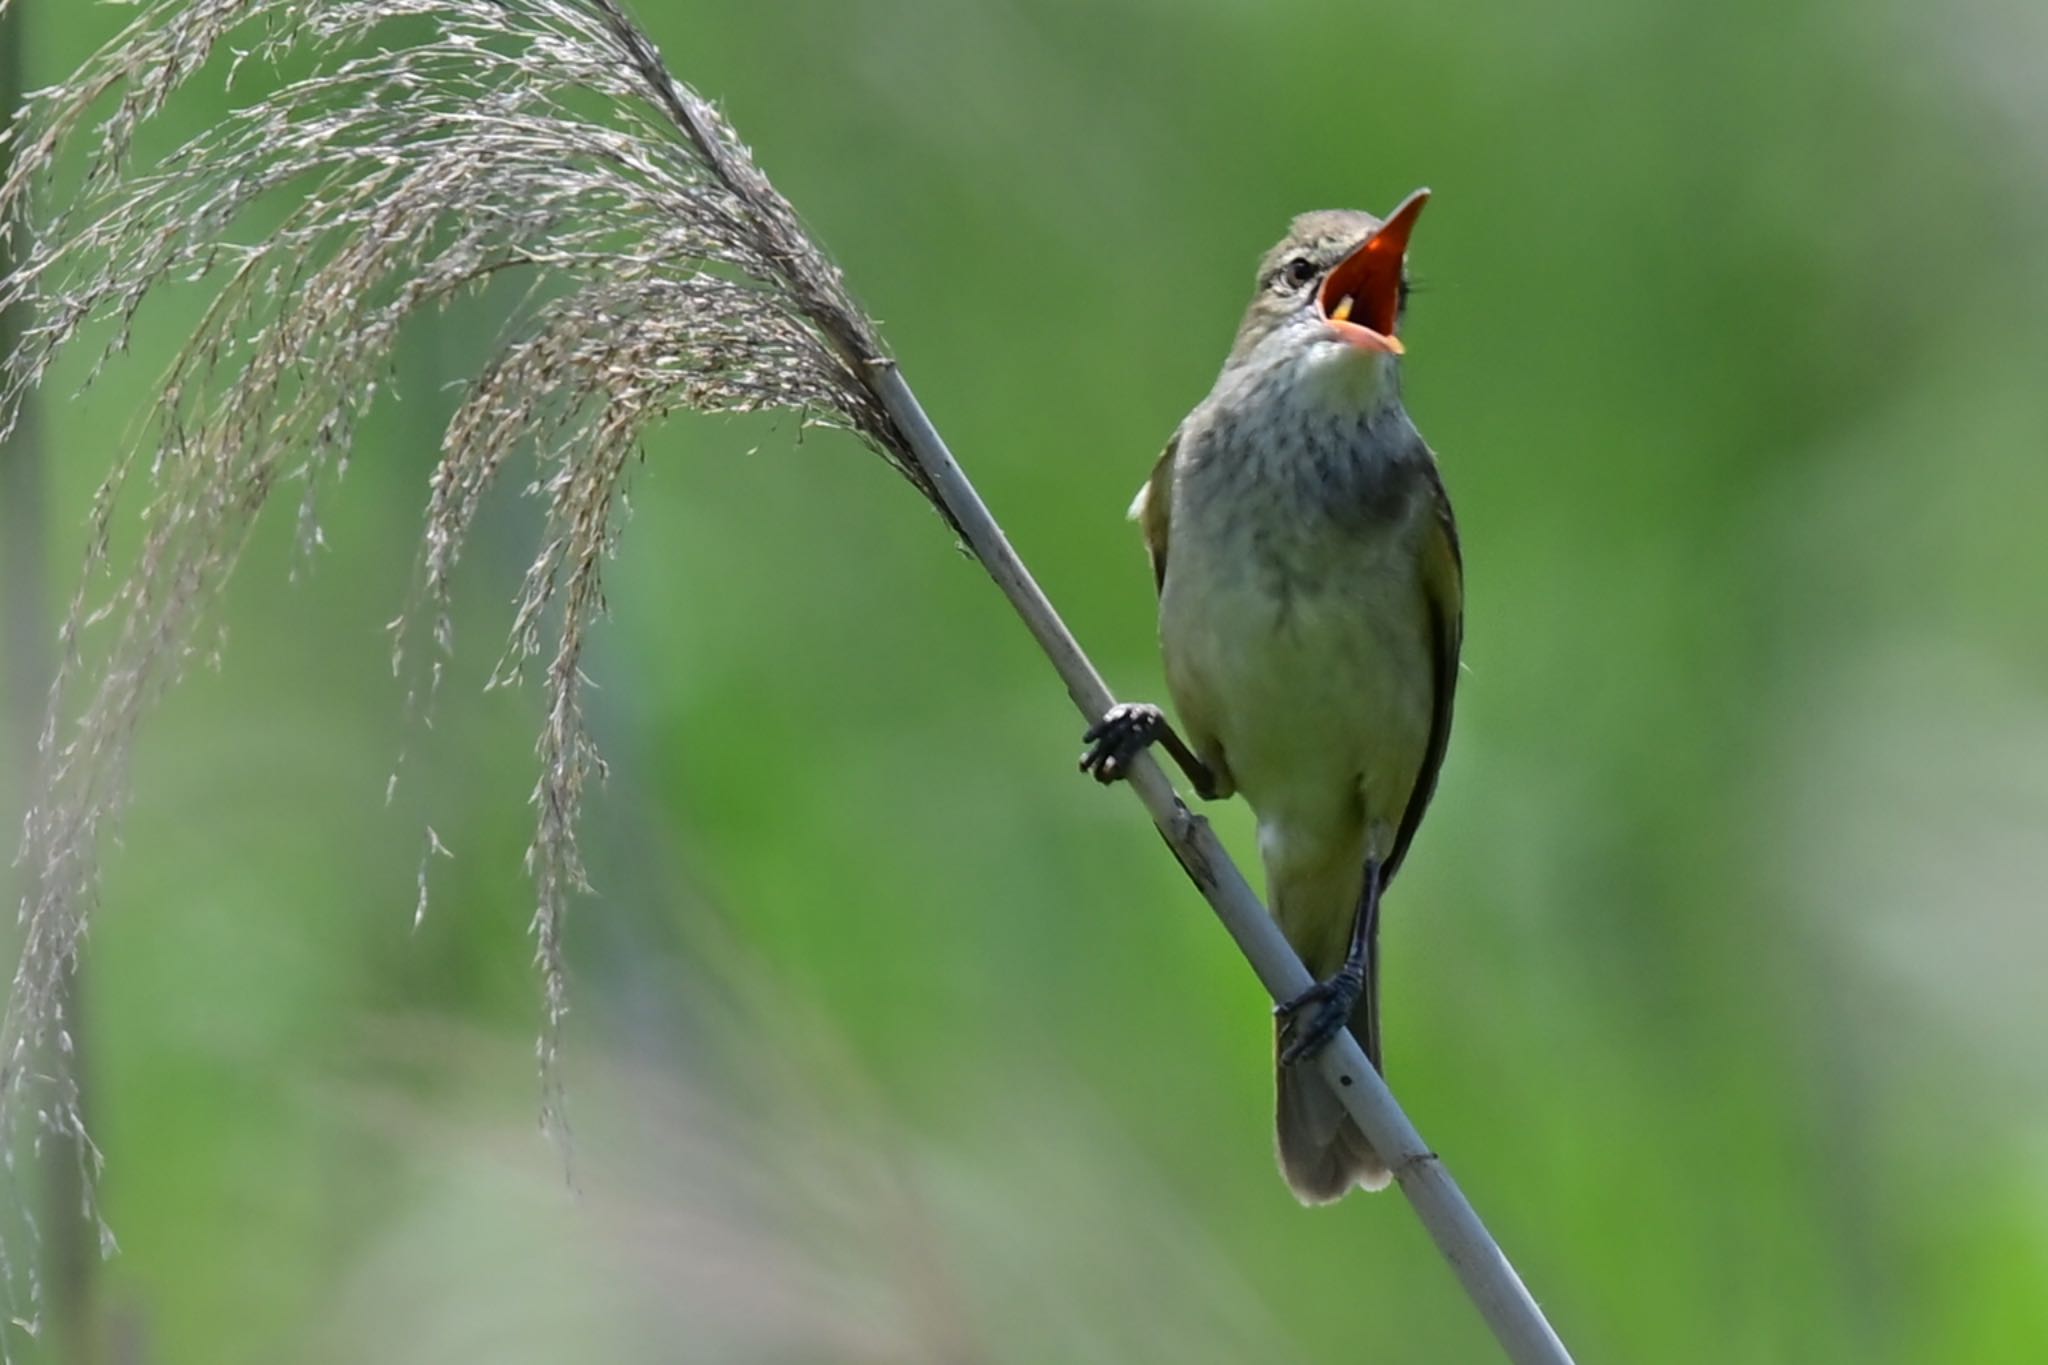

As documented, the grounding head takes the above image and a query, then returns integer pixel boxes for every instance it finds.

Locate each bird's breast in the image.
[1157,403,1436,847]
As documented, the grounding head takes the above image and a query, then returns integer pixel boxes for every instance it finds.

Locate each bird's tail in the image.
[1272,864,1389,1203]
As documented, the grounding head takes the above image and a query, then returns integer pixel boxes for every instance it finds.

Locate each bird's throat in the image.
[1296,339,1401,413]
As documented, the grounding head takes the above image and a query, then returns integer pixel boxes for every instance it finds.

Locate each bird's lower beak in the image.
[1320,188,1428,355]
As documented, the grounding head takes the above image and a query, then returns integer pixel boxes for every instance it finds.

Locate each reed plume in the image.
[0,4,1571,1360]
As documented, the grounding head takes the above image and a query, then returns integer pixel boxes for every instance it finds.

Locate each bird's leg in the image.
[1079,702,1221,798]
[1276,856,1382,1067]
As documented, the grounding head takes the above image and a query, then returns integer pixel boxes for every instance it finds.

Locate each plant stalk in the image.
[867,362,1575,1365]
[3,5,97,1362]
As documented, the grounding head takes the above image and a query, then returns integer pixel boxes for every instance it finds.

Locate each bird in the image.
[1079,190,1462,1203]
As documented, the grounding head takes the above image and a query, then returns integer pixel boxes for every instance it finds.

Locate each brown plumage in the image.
[1088,195,1462,1201]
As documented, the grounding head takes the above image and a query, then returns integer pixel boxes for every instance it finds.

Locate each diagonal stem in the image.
[866,361,1575,1365]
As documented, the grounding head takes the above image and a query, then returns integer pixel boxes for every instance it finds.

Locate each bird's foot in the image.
[1079,702,1168,784]
[1275,968,1365,1066]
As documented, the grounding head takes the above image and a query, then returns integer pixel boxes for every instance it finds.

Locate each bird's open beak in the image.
[1319,188,1428,355]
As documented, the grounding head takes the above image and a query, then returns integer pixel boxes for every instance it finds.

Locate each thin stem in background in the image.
[2,6,98,1363]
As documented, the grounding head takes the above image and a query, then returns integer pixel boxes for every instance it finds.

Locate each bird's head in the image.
[1226,190,1429,403]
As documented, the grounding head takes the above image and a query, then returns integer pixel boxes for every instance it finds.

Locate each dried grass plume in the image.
[0,4,1576,1362]
[0,0,943,1327]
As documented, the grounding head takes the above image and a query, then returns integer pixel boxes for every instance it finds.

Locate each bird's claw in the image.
[1275,970,1365,1066]
[1079,702,1167,784]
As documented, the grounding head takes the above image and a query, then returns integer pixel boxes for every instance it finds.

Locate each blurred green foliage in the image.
[5,0,2047,1361]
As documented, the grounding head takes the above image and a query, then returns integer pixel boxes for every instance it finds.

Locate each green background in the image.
[5,0,2047,1361]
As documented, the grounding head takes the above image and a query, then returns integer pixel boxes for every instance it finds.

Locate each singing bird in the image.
[1080,191,1461,1202]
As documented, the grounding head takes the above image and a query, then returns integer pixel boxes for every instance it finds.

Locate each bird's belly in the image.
[1161,540,1433,857]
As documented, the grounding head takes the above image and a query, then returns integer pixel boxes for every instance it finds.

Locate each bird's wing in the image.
[1129,431,1179,594]
[1384,464,1463,884]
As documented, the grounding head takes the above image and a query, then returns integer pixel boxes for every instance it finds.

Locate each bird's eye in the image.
[1284,257,1318,287]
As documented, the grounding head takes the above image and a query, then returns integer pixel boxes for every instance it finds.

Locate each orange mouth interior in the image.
[1318,189,1429,346]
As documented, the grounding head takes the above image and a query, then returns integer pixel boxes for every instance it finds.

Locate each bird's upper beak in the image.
[1319,188,1428,355]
